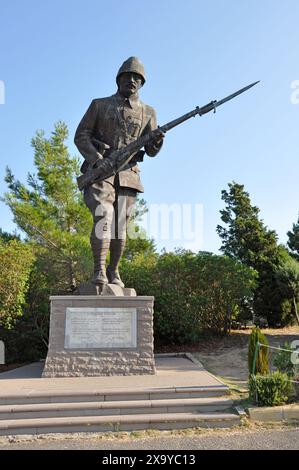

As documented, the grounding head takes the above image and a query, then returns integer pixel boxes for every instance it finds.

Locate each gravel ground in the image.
[0,425,298,450]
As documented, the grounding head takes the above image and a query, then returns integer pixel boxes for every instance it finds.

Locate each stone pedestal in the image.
[42,295,155,377]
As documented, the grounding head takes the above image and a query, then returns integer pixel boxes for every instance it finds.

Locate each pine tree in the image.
[217,182,294,326]
[248,327,269,375]
[217,182,280,271]
[4,121,93,291]
[287,214,299,261]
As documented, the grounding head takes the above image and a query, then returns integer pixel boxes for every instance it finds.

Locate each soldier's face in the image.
[118,72,143,97]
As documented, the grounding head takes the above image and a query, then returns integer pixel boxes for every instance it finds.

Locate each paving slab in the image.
[0,355,227,397]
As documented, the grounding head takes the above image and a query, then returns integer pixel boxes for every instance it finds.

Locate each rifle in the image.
[77,81,259,191]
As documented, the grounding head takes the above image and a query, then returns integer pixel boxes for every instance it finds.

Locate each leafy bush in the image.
[0,240,34,329]
[122,250,257,345]
[0,313,47,363]
[249,371,294,406]
[248,327,269,375]
[273,341,299,377]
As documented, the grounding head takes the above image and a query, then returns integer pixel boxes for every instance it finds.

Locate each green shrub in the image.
[249,371,294,406]
[121,250,256,345]
[248,327,269,375]
[273,341,297,377]
[0,314,47,364]
[0,240,34,329]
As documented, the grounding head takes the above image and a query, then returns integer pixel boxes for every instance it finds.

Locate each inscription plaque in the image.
[64,308,137,349]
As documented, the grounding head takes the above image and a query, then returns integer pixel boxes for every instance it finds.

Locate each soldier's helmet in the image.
[116,57,146,86]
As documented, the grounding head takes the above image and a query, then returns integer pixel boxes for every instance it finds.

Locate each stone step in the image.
[0,397,233,420]
[0,385,228,405]
[0,411,240,435]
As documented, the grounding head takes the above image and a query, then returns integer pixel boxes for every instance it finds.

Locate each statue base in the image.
[75,282,136,296]
[42,295,155,377]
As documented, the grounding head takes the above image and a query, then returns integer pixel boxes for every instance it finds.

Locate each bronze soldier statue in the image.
[74,57,164,289]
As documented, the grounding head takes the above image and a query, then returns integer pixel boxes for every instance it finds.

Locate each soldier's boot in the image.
[90,238,110,286]
[106,238,126,288]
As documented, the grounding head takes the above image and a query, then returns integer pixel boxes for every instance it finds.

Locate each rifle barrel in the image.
[159,108,199,133]
[77,81,259,190]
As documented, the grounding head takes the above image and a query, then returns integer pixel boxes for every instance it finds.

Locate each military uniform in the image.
[75,91,161,192]
[74,57,162,287]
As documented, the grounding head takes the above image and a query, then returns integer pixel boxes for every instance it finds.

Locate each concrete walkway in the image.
[0,362,44,380]
[0,355,226,397]
[0,355,238,435]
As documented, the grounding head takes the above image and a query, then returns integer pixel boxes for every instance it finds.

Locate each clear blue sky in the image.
[0,0,298,253]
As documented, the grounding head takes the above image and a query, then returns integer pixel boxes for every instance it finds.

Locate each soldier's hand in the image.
[92,138,110,154]
[151,129,165,147]
[91,139,111,164]
[95,153,104,162]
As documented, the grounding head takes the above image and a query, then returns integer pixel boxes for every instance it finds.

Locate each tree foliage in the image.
[0,239,34,329]
[3,122,93,292]
[217,182,297,326]
[275,252,299,324]
[287,214,299,261]
[273,341,299,377]
[217,182,280,270]
[248,327,269,376]
[122,250,257,344]
[0,228,20,242]
[124,196,156,260]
